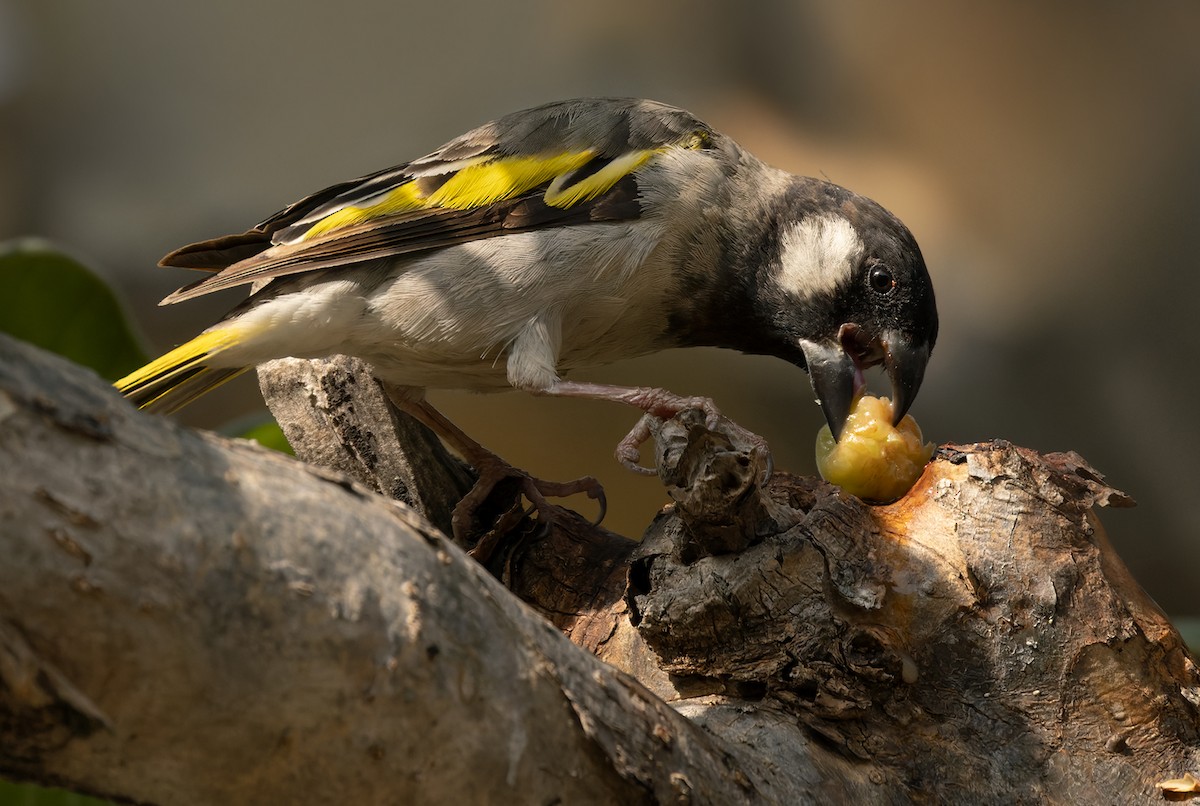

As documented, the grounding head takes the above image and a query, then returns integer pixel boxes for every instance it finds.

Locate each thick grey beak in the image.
[883,334,929,427]
[799,338,863,442]
[800,329,930,441]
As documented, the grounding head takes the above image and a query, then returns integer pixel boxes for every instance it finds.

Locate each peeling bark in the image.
[1,336,1198,804]
[256,355,475,537]
[629,421,1199,802]
[0,337,777,804]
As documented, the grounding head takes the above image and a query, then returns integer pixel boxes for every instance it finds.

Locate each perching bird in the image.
[117,97,938,542]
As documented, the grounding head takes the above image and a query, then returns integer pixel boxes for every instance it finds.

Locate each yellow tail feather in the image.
[116,326,248,413]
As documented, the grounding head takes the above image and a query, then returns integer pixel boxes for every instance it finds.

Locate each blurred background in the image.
[1,1,1196,616]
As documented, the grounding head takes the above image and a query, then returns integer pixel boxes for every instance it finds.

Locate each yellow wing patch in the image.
[301,150,595,242]
[302,182,427,241]
[427,151,595,209]
[543,149,658,209]
[297,132,709,243]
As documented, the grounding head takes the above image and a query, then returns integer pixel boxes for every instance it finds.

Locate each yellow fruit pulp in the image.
[814,395,934,502]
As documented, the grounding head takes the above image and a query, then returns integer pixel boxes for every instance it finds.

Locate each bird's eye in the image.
[869,265,896,294]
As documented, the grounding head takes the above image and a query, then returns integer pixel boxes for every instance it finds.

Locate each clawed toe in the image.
[518,473,607,528]
[450,459,607,548]
[613,403,774,482]
[539,381,769,480]
[615,414,659,475]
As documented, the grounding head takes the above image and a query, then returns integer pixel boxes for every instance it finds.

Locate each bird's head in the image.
[767,183,938,441]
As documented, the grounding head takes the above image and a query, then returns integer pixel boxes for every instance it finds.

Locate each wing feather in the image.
[160,176,641,304]
[158,98,715,303]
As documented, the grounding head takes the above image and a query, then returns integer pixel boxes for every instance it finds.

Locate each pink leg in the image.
[536,381,769,475]
[389,392,605,546]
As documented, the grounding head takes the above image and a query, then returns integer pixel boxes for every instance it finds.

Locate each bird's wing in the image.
[159,98,716,305]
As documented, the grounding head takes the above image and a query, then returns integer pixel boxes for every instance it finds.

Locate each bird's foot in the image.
[608,393,772,479]
[615,414,659,475]
[451,454,606,552]
[381,391,607,553]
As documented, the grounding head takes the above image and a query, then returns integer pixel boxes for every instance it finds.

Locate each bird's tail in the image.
[115,326,251,413]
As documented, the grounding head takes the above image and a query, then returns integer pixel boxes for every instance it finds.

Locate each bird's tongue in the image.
[838,323,873,403]
[852,362,867,403]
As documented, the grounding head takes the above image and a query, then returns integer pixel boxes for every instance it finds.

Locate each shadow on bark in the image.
[0,341,1195,804]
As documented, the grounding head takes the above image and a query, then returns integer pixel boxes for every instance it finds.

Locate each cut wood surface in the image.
[1,335,1197,804]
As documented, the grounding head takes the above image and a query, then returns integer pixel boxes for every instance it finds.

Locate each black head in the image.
[767,180,938,440]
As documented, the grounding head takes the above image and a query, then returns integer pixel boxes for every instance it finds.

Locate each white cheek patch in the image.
[777,214,864,300]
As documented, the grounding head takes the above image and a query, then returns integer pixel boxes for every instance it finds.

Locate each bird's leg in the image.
[537,381,771,475]
[384,389,605,548]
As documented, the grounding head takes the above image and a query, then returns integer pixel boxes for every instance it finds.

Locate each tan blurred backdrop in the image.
[1,2,1197,614]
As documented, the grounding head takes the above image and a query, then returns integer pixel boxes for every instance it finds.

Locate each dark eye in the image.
[869,265,896,294]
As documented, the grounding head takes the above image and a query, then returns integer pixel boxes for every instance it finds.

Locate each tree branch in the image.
[3,335,1198,804]
[256,355,476,537]
[0,336,774,804]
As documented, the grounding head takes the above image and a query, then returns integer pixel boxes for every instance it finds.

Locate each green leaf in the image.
[1175,616,1200,655]
[0,781,112,806]
[0,238,148,381]
[236,419,295,455]
[220,411,294,454]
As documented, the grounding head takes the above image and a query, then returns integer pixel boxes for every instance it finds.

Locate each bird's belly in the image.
[360,350,513,392]
[556,304,669,369]
[232,223,675,391]
[361,228,672,384]
[362,297,668,392]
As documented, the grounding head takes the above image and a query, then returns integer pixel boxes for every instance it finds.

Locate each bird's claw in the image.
[615,413,659,475]
[451,459,606,548]
[614,402,775,484]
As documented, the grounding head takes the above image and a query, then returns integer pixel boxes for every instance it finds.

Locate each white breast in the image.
[220,147,731,393]
[224,220,673,392]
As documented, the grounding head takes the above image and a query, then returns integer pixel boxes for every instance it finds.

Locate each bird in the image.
[116,97,938,544]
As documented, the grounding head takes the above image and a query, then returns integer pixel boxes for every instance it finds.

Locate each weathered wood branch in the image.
[630,423,1200,801]
[0,338,779,804]
[2,335,1199,803]
[256,355,476,537]
[259,356,1200,802]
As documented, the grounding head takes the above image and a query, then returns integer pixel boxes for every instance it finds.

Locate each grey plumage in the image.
[118,97,938,541]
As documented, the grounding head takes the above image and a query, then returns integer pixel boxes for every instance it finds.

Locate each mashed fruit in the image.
[815,395,934,502]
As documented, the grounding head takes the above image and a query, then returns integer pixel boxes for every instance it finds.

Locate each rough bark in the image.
[628,420,1199,802]
[2,335,1198,804]
[256,355,476,537]
[0,337,770,804]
